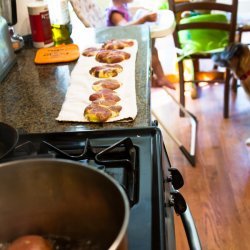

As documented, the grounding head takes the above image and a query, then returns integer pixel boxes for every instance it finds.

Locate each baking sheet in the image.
[56,40,138,123]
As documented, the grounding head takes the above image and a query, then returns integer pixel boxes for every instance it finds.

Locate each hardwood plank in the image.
[151,84,250,250]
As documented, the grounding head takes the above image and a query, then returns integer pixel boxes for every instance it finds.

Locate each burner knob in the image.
[169,191,187,215]
[166,168,184,190]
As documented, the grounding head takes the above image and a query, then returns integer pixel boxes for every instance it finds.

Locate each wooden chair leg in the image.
[178,61,185,117]
[224,68,231,118]
[193,59,199,73]
[193,58,199,88]
[191,59,199,99]
[237,28,243,43]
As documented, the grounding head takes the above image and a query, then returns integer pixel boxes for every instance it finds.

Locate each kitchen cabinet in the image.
[0,25,152,133]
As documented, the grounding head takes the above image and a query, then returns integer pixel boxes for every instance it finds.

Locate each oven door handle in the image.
[171,191,201,249]
[180,204,202,250]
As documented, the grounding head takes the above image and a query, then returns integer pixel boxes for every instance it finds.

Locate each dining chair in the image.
[236,0,250,43]
[231,23,250,93]
[232,7,250,93]
[168,0,238,118]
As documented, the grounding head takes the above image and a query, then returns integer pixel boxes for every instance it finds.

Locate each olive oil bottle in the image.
[47,0,72,46]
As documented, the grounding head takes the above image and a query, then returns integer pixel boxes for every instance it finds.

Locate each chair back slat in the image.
[178,22,232,31]
[175,2,232,13]
[169,0,238,49]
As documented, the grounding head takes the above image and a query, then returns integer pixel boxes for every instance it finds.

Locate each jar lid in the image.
[27,1,48,8]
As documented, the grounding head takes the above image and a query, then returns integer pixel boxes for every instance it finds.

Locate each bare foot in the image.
[156,78,176,90]
[191,84,198,99]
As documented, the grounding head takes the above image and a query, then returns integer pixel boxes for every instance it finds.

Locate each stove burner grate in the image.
[42,137,138,206]
[2,137,139,206]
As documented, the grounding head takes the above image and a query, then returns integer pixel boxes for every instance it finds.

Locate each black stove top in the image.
[0,127,175,250]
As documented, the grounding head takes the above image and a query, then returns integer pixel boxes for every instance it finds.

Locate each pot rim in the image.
[0,158,130,250]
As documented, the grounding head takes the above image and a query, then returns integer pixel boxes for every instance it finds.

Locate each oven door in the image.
[161,143,202,250]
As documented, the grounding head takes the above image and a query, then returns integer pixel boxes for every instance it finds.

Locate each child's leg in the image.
[151,40,175,89]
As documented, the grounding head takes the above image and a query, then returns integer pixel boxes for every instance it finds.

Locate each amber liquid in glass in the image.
[51,22,72,46]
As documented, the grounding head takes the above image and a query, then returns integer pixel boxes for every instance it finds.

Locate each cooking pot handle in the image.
[180,204,202,250]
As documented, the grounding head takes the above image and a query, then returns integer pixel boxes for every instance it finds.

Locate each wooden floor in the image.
[151,83,250,249]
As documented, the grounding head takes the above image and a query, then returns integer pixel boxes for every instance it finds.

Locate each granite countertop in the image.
[0,25,152,134]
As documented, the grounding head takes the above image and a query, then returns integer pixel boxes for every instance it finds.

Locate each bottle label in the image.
[28,2,53,48]
[48,0,70,25]
[29,11,53,45]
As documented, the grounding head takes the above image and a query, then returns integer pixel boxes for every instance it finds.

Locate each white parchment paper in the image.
[56,40,138,123]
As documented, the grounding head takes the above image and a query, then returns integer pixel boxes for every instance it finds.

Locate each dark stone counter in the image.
[0,25,152,134]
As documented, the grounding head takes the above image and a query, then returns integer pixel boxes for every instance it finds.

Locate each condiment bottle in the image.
[27,0,54,48]
[47,0,72,46]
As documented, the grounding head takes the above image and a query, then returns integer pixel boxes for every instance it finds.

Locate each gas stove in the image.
[0,126,201,250]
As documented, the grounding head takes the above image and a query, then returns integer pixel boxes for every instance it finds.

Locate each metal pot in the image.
[0,122,18,160]
[0,159,129,250]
